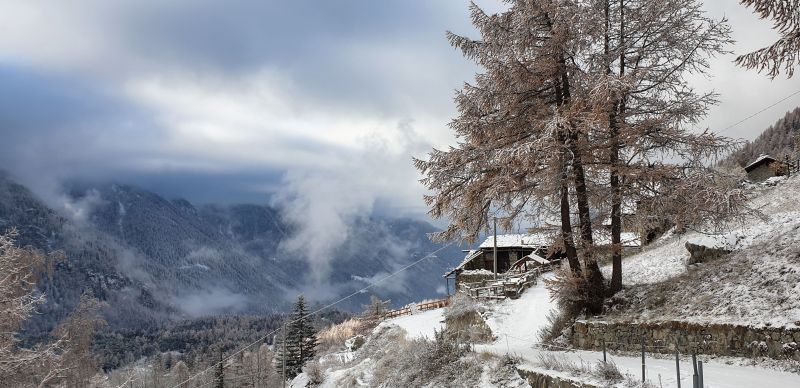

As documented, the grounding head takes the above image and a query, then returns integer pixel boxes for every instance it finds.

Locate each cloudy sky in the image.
[1,0,799,217]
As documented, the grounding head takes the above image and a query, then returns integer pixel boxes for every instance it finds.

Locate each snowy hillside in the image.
[298,273,800,387]
[602,175,800,328]
[280,176,800,387]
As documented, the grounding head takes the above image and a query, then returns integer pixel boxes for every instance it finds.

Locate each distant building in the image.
[744,154,785,182]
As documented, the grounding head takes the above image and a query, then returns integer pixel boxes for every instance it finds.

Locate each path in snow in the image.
[380,278,800,387]
[475,277,800,388]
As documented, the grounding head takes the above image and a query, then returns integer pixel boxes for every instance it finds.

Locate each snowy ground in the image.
[384,308,444,340]
[598,176,800,328]
[294,177,800,387]
[379,278,800,387]
[603,176,800,287]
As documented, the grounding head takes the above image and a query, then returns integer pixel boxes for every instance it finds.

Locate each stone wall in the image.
[570,320,800,360]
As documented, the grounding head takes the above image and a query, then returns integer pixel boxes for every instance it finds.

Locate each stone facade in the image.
[569,320,800,360]
[747,163,781,182]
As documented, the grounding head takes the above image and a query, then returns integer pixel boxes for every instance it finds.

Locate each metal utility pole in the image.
[281,323,287,388]
[493,217,498,280]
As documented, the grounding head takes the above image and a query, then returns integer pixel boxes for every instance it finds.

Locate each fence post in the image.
[641,335,646,383]
[676,349,681,388]
[602,338,607,363]
[698,361,704,388]
[692,352,698,388]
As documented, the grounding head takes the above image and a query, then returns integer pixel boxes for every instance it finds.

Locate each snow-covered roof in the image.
[524,253,550,265]
[744,154,777,172]
[444,249,483,276]
[478,233,552,249]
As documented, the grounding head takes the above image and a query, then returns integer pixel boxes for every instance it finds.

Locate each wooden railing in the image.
[383,296,451,320]
[459,268,542,301]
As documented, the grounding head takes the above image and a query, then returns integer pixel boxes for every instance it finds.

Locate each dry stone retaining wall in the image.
[570,320,800,360]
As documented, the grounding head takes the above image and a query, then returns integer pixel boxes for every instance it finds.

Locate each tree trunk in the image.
[609,0,626,294]
[561,68,605,313]
[555,74,582,276]
[559,144,582,275]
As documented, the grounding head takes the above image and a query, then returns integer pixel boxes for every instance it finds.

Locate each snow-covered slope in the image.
[601,175,800,327]
[386,308,445,340]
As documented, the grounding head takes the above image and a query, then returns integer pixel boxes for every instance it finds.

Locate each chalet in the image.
[744,154,785,182]
[443,232,641,295]
[443,233,560,297]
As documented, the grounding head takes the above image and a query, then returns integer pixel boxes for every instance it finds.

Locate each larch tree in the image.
[589,0,740,293]
[418,0,751,312]
[0,229,68,387]
[415,0,607,309]
[53,292,107,387]
[736,0,800,77]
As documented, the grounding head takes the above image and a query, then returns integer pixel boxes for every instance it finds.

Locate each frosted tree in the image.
[0,229,68,387]
[171,361,190,388]
[418,0,750,310]
[274,295,318,380]
[415,0,599,298]
[736,0,800,77]
[589,0,740,292]
[361,295,390,324]
[54,292,107,387]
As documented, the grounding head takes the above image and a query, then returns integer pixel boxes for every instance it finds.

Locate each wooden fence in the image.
[382,296,451,320]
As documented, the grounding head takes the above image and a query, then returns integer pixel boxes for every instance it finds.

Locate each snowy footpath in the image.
[390,278,800,387]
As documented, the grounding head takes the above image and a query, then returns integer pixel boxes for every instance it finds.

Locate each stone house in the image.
[744,154,785,182]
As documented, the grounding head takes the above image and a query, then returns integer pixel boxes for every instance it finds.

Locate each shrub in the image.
[537,308,574,345]
[303,361,325,386]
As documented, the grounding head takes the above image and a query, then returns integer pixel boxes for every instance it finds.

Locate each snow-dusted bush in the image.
[443,292,484,321]
[443,293,493,343]
[537,308,573,345]
[592,360,623,383]
[372,329,482,386]
[303,361,324,386]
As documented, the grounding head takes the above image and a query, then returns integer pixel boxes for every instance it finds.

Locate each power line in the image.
[717,88,800,135]
[170,240,456,388]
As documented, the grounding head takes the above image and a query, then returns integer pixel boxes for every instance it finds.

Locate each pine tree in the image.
[274,295,318,380]
[737,0,800,78]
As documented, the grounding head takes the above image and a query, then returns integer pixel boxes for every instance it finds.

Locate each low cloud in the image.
[60,189,105,224]
[173,288,249,317]
[272,121,433,284]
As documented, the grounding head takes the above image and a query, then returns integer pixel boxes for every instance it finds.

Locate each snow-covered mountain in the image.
[0,172,463,337]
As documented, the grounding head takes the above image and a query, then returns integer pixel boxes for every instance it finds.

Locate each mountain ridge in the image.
[0,172,462,338]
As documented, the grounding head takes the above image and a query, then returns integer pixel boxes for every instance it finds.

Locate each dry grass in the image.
[316,319,368,351]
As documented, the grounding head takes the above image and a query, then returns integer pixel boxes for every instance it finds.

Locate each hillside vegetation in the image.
[724,106,800,167]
